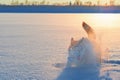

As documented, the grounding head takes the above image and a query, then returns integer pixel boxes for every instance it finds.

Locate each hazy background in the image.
[0,0,120,5]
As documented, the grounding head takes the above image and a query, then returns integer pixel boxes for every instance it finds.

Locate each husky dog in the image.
[67,22,101,68]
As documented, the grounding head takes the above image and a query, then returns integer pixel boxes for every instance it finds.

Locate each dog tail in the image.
[82,22,96,40]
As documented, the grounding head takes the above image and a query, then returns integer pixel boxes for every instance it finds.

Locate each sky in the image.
[0,0,120,5]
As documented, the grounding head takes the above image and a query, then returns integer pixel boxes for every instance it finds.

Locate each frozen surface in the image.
[0,14,119,80]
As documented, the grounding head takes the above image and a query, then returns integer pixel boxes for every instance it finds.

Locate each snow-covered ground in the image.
[0,14,119,80]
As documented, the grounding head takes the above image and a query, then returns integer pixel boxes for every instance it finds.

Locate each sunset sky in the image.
[0,0,120,5]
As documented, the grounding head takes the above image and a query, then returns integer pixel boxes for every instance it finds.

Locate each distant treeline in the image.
[0,0,118,6]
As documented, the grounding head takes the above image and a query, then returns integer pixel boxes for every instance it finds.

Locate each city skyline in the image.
[0,0,119,6]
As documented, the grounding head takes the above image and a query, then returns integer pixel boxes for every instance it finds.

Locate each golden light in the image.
[90,14,118,28]
[74,14,119,29]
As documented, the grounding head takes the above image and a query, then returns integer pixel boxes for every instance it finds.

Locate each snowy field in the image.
[0,14,119,80]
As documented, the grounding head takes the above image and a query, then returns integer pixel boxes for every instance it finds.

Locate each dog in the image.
[67,22,101,68]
